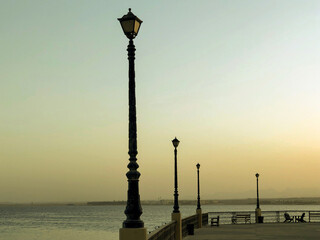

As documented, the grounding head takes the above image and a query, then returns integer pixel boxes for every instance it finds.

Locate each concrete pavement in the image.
[184,223,320,240]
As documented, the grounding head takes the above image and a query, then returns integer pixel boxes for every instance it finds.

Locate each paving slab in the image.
[184,223,320,240]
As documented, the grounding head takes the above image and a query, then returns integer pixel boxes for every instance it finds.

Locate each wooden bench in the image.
[309,212,320,222]
[231,214,251,224]
[211,216,219,227]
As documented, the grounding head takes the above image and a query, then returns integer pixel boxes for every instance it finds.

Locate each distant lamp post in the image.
[118,8,144,229]
[172,137,180,213]
[196,163,201,210]
[196,163,202,228]
[255,173,262,223]
[256,173,260,209]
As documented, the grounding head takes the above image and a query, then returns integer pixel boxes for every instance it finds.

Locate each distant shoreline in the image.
[1,197,320,206]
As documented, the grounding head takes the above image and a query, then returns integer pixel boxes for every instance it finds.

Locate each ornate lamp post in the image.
[196,163,201,210]
[255,173,262,223]
[172,137,180,213]
[256,173,260,209]
[196,163,202,228]
[171,137,182,240]
[118,9,144,230]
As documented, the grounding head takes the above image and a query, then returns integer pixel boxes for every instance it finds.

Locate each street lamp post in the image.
[255,173,262,223]
[118,9,146,240]
[172,137,180,213]
[196,163,202,228]
[256,173,260,209]
[171,137,182,240]
[196,163,201,210]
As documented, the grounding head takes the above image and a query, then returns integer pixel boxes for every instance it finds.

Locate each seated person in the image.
[284,213,294,223]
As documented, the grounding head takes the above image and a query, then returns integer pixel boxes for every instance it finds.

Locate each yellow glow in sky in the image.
[0,0,320,203]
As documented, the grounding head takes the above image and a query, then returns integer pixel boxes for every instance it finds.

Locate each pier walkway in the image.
[184,223,320,240]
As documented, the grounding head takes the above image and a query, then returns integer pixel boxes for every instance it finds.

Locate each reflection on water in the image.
[0,205,319,240]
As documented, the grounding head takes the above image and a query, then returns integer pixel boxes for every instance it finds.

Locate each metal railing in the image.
[148,221,176,240]
[202,213,208,226]
[309,211,320,222]
[208,211,253,225]
[148,213,207,240]
[207,210,320,224]
[147,210,320,240]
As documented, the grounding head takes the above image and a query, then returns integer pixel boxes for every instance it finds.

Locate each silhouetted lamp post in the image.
[172,137,180,213]
[118,8,143,229]
[196,163,201,210]
[196,163,203,228]
[255,173,263,223]
[256,173,260,209]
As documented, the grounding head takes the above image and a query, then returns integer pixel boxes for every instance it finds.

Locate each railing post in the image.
[172,213,182,240]
[255,208,261,223]
[196,208,202,228]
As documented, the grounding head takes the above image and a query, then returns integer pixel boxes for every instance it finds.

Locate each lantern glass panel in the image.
[121,19,134,34]
[134,20,141,34]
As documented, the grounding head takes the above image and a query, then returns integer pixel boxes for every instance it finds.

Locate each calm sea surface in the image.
[0,204,319,240]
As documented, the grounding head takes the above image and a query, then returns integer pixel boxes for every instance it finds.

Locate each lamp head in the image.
[118,8,142,39]
[256,173,259,178]
[196,163,200,169]
[172,137,180,148]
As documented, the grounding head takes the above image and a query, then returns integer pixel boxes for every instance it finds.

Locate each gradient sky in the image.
[1,0,320,203]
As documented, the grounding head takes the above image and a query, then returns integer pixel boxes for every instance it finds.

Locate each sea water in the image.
[0,204,319,240]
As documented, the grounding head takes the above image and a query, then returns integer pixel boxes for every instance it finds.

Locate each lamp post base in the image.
[119,227,147,240]
[255,208,261,223]
[196,208,202,228]
[172,212,182,240]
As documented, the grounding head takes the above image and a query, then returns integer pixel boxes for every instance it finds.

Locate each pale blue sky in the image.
[1,0,320,202]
